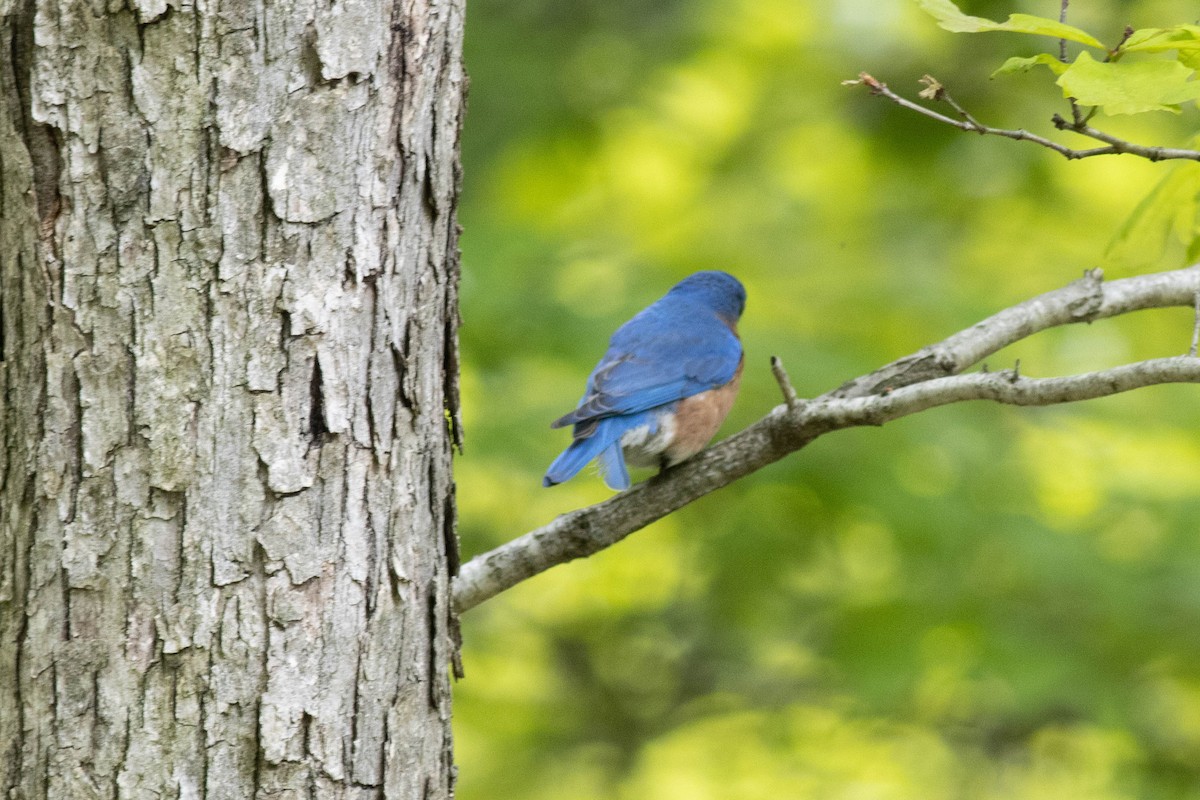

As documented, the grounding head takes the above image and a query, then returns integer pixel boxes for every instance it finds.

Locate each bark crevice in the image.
[8,5,61,242]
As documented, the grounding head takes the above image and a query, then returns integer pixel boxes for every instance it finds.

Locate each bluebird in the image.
[543,271,746,490]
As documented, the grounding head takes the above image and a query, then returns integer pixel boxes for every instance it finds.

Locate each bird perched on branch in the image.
[543,271,746,490]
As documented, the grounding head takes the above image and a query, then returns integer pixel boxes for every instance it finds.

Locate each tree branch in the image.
[453,265,1200,613]
[846,73,1200,163]
[1191,290,1200,357]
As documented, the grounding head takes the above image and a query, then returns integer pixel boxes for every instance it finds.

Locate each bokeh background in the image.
[452,0,1200,797]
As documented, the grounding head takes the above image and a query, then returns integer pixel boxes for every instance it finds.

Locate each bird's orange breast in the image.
[662,356,744,467]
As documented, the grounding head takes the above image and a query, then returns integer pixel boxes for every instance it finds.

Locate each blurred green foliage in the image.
[453,0,1200,797]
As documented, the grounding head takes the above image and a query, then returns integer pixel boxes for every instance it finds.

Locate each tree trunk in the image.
[0,0,464,796]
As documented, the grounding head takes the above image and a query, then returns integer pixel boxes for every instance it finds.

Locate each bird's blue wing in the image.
[552,299,741,429]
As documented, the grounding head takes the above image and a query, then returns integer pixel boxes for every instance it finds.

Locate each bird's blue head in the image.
[668,271,746,321]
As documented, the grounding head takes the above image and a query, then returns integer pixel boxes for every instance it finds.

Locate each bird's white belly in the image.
[619,413,677,468]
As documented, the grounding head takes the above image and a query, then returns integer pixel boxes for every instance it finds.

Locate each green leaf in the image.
[916,0,1104,48]
[1115,26,1200,71]
[1119,25,1200,55]
[1106,162,1200,269]
[1002,14,1106,48]
[991,53,1069,78]
[1057,51,1200,115]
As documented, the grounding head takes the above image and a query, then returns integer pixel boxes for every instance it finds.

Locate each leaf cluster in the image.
[918,0,1200,269]
[922,0,1200,116]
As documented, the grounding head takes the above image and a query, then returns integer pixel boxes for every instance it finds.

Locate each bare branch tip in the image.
[844,72,884,93]
[770,355,801,411]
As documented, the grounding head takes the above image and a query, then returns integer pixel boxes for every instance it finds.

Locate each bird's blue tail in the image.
[543,428,616,488]
[543,414,660,490]
[596,442,631,490]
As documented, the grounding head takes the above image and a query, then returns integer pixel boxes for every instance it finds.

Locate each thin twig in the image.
[770,356,801,411]
[847,73,1200,163]
[1049,115,1195,161]
[1110,26,1136,58]
[1058,0,1070,63]
[1057,0,1088,125]
[453,265,1200,613]
[919,75,981,128]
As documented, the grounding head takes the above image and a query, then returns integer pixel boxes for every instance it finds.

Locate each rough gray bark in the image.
[0,0,465,797]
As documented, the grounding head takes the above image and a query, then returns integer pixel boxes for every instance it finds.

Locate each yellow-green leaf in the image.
[916,0,1104,48]
[991,53,1069,78]
[1106,162,1200,269]
[1057,51,1200,115]
[1119,25,1200,55]
[1002,14,1105,48]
